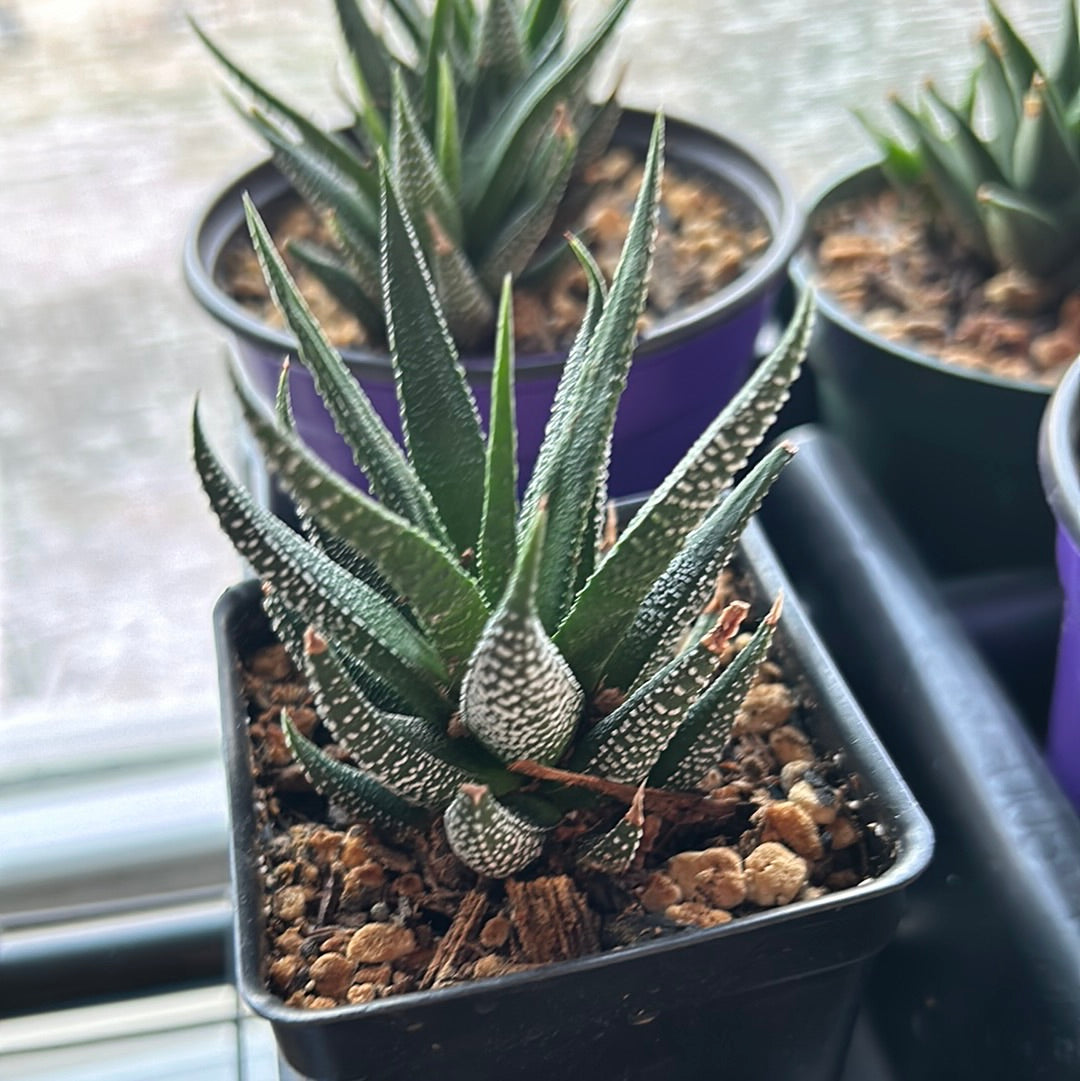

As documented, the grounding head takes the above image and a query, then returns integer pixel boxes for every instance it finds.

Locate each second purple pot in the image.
[1039,356,1080,810]
[184,111,802,497]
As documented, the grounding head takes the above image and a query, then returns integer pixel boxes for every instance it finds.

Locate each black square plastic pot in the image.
[791,165,1055,576]
[214,520,931,1081]
[759,426,1080,1080]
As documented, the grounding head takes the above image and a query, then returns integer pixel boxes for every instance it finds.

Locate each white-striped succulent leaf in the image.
[303,627,470,810]
[282,711,429,829]
[603,442,796,693]
[570,617,735,785]
[553,289,814,687]
[462,508,584,765]
[575,785,645,873]
[652,596,782,790]
[444,784,549,876]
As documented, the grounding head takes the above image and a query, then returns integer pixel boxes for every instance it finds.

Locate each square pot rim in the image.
[214,520,933,1030]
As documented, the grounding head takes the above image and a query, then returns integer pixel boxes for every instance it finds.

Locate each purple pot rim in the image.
[790,162,1053,399]
[184,110,804,380]
[1039,357,1080,552]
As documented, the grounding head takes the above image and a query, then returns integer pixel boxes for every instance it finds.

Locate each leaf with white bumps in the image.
[444,784,548,876]
[575,785,645,873]
[462,507,584,765]
[652,596,782,790]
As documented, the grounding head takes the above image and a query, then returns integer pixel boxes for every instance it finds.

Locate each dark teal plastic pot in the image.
[791,165,1055,576]
[186,111,802,499]
[1039,357,1080,811]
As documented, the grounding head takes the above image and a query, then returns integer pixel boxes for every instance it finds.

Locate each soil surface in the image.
[811,189,1080,386]
[238,573,893,1011]
[220,148,771,355]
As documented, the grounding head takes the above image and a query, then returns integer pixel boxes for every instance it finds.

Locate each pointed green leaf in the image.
[651,598,781,790]
[381,168,487,553]
[924,82,1007,190]
[474,0,528,93]
[422,0,460,121]
[477,277,519,605]
[573,81,623,175]
[384,0,431,51]
[476,105,578,292]
[333,0,395,110]
[233,371,492,675]
[519,233,606,527]
[194,406,449,718]
[462,507,584,765]
[435,53,462,196]
[303,631,469,809]
[444,784,548,876]
[193,19,378,204]
[243,196,449,545]
[533,113,664,631]
[603,442,795,693]
[391,69,463,243]
[286,238,384,335]
[988,1,1043,99]
[570,624,724,785]
[425,217,496,348]
[1012,74,1080,201]
[462,0,632,236]
[978,182,1080,276]
[1054,0,1080,102]
[976,31,1023,172]
[575,786,644,873]
[851,107,923,188]
[553,288,812,689]
[283,712,430,828]
[523,0,566,53]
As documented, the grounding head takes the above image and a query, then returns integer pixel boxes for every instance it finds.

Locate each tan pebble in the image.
[769,725,814,765]
[744,842,808,907]
[320,932,351,954]
[248,646,294,680]
[353,860,386,888]
[983,268,1054,315]
[305,995,339,1010]
[779,760,811,791]
[666,848,745,908]
[346,923,417,963]
[582,147,634,185]
[347,983,379,1005]
[273,885,309,923]
[733,683,795,734]
[586,204,627,244]
[826,869,861,891]
[308,953,356,998]
[355,963,393,986]
[479,915,513,949]
[268,955,302,994]
[473,954,512,979]
[639,872,683,913]
[284,990,309,1008]
[759,801,824,861]
[287,707,319,738]
[340,834,369,869]
[298,863,321,887]
[1031,330,1080,371]
[664,902,732,929]
[787,778,838,825]
[307,828,343,864]
[818,232,887,267]
[275,927,304,954]
[800,885,828,901]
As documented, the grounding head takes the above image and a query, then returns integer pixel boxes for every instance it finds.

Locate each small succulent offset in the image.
[195,116,814,879]
[194,0,632,347]
[858,0,1080,281]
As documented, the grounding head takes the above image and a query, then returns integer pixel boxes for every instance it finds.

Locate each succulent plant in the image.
[194,0,633,348]
[195,116,814,879]
[858,0,1080,281]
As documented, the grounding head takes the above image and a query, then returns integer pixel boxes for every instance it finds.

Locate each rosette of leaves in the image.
[194,0,633,348]
[858,0,1080,280]
[195,116,815,879]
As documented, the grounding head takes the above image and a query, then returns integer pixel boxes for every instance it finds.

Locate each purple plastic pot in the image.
[1039,357,1080,810]
[185,111,802,496]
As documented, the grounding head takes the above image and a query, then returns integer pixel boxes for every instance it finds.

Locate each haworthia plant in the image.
[196,114,816,879]
[193,0,634,347]
[858,0,1080,280]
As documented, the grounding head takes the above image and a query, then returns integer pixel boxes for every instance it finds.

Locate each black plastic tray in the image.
[759,425,1080,1081]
